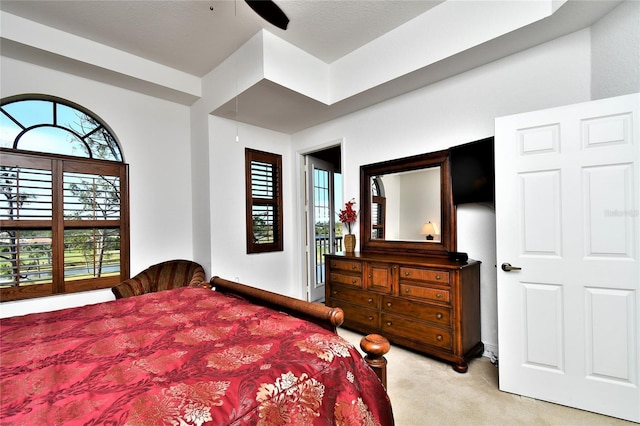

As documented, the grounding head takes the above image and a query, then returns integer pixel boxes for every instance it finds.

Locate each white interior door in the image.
[306,156,335,302]
[495,93,639,422]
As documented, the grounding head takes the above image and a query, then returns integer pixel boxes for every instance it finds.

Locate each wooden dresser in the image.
[325,251,483,372]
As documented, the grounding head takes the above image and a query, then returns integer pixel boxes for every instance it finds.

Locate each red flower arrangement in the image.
[338,199,357,234]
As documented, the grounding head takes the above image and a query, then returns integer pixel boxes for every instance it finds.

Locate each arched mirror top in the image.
[359,149,456,257]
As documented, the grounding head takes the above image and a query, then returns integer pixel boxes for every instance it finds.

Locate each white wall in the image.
[591,0,640,100]
[189,100,213,274]
[291,29,593,354]
[398,168,441,240]
[0,56,194,317]
[206,115,296,296]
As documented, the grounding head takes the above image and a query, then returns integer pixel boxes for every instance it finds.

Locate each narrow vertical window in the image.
[245,149,283,253]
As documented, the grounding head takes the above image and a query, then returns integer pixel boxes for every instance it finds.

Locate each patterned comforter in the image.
[0,287,393,425]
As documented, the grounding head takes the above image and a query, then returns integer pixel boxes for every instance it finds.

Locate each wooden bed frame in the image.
[210,276,390,387]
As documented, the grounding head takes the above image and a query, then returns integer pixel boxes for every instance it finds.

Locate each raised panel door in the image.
[495,93,639,422]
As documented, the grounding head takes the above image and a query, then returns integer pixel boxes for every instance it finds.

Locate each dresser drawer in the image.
[329,286,380,309]
[329,272,362,288]
[328,259,362,273]
[381,313,452,350]
[382,296,451,326]
[399,284,451,304]
[334,301,379,329]
[399,267,450,284]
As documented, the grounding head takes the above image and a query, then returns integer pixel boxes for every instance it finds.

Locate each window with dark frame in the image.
[245,148,283,253]
[0,95,129,302]
[372,176,386,239]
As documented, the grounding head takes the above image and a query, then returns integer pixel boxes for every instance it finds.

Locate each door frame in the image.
[306,155,336,302]
[295,139,343,301]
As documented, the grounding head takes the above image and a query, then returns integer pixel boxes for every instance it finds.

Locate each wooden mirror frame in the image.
[359,149,456,257]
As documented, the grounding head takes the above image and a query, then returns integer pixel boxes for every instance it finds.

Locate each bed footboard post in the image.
[360,334,390,389]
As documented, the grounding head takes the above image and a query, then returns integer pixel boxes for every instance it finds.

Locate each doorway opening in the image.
[305,145,342,302]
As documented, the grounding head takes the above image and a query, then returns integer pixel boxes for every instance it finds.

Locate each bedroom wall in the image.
[290,28,593,355]
[591,0,640,100]
[0,56,194,317]
[206,116,296,295]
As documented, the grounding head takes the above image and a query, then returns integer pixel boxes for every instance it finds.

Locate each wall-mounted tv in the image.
[450,137,495,205]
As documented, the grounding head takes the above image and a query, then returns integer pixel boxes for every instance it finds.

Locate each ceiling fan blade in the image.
[245,0,289,30]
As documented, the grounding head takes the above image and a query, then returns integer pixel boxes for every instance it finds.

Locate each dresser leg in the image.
[452,362,469,373]
[452,342,486,373]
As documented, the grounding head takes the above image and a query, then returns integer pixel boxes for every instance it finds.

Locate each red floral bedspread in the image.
[0,287,393,425]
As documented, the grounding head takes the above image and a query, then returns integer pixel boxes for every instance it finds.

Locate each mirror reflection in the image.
[360,148,454,257]
[371,167,441,242]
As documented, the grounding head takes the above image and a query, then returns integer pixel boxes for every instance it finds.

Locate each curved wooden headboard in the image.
[209,276,389,387]
[210,276,344,331]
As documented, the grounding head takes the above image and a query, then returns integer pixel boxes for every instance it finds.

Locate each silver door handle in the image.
[501,263,522,272]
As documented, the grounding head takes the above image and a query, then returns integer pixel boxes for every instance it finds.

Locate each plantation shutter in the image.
[245,149,283,253]
[0,151,128,301]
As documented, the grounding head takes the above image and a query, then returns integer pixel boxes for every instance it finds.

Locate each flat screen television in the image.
[450,137,495,205]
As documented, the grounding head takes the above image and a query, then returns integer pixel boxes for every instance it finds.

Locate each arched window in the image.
[0,95,129,302]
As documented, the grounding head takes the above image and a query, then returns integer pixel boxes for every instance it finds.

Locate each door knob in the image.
[501,262,522,272]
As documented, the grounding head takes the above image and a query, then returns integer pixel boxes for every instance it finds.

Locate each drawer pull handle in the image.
[404,271,410,276]
[368,298,374,303]
[436,335,443,341]
[331,275,336,280]
[436,293,443,298]
[405,288,411,293]
[352,265,357,270]
[436,275,441,280]
[386,321,392,327]
[436,313,443,319]
[352,279,357,284]
[386,302,392,307]
[333,290,338,295]
[368,316,374,321]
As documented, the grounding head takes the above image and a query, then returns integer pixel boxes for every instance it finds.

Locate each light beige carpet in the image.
[338,328,635,426]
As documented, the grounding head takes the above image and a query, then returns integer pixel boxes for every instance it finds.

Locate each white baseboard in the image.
[482,342,498,358]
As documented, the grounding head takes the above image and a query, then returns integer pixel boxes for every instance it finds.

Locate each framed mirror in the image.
[359,149,456,257]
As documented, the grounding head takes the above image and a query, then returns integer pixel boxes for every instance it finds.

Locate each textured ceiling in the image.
[0,0,442,77]
[0,1,623,133]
